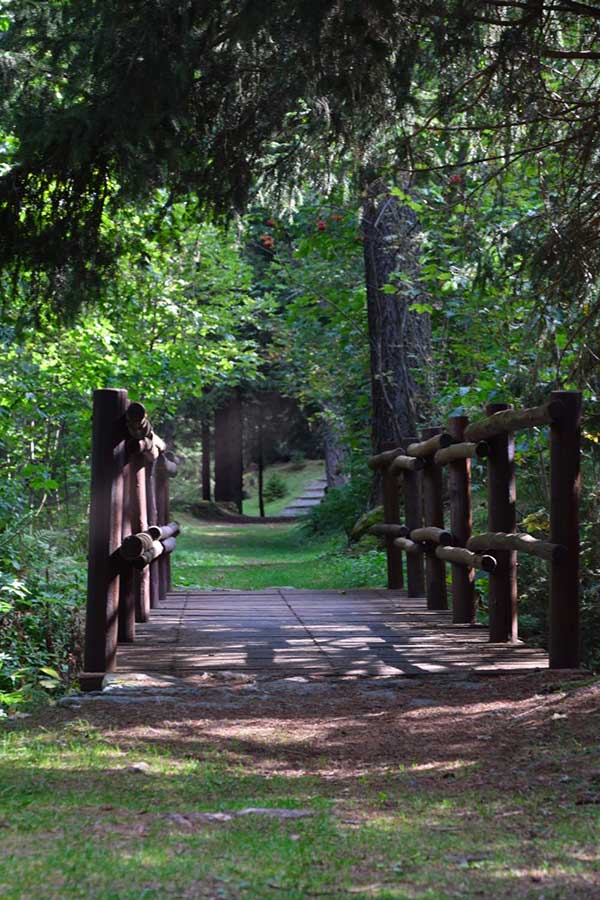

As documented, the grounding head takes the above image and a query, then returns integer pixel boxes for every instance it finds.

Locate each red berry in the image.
[317,219,327,231]
[449,174,463,184]
[266,218,276,227]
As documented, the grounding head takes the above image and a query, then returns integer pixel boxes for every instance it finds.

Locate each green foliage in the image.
[303,471,371,538]
[0,530,84,715]
[262,473,287,503]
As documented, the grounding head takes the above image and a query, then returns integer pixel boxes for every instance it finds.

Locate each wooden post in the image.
[381,442,403,589]
[421,426,447,610]
[130,451,150,622]
[402,435,425,597]
[117,447,135,644]
[156,455,170,601]
[486,403,518,642]
[83,388,128,682]
[201,419,211,501]
[447,416,476,623]
[549,390,582,668]
[146,459,160,610]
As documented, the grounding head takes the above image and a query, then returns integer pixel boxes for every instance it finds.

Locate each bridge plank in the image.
[116,588,548,678]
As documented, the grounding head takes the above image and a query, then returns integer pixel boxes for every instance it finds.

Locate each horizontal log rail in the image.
[369,523,410,538]
[433,441,488,466]
[410,526,455,546]
[467,531,567,563]
[464,400,564,443]
[388,454,426,473]
[435,546,497,573]
[406,432,453,458]
[393,537,423,555]
[368,447,405,469]
[148,521,180,541]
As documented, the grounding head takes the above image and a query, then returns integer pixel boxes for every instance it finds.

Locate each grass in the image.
[242,459,325,517]
[172,516,387,591]
[1,681,599,898]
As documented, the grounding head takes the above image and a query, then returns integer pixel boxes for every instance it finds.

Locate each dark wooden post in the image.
[447,416,476,623]
[118,447,135,644]
[549,390,582,668]
[381,442,403,590]
[402,435,425,597]
[130,451,150,622]
[201,419,211,501]
[83,388,128,686]
[486,403,518,642]
[156,455,170,601]
[146,459,160,610]
[422,426,448,609]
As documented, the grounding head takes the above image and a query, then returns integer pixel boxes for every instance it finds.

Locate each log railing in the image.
[80,389,179,691]
[368,390,582,668]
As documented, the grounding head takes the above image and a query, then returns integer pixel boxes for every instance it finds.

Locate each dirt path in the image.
[5,669,595,898]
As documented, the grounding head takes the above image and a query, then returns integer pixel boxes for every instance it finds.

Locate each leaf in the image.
[39,666,60,680]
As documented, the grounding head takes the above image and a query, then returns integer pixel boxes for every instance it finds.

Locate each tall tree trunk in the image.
[257,411,265,518]
[201,419,211,501]
[321,416,347,489]
[362,179,432,499]
[214,390,243,513]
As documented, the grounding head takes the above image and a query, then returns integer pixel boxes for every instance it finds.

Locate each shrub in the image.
[263,473,288,502]
[303,473,370,536]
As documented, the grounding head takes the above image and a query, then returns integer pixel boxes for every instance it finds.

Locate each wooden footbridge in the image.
[80,389,581,690]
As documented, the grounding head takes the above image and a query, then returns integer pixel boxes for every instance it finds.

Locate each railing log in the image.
[393,537,422,555]
[467,531,567,563]
[410,526,455,545]
[369,523,410,538]
[464,400,564,443]
[434,441,489,466]
[388,455,426,474]
[435,546,497,573]
[368,447,405,470]
[407,432,453,458]
[148,521,181,541]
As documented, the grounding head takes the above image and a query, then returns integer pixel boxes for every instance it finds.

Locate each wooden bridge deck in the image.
[116,589,549,678]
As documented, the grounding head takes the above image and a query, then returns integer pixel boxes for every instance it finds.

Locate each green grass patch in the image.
[243,459,325,517]
[1,720,598,898]
[172,517,387,590]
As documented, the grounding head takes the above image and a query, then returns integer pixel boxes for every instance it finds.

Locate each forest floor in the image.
[1,525,599,899]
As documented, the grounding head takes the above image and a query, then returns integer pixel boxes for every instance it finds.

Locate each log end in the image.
[480,554,497,573]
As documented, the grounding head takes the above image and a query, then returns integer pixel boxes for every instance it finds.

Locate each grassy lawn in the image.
[172,517,387,591]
